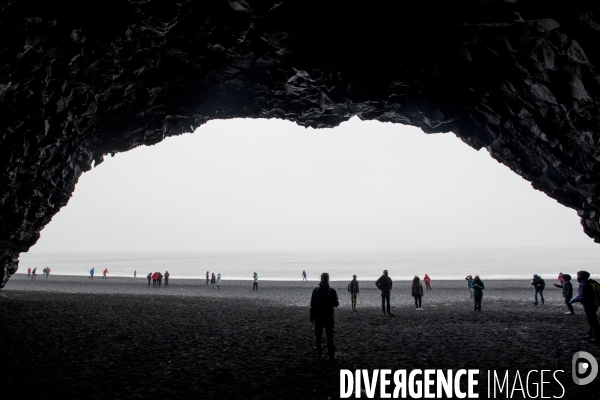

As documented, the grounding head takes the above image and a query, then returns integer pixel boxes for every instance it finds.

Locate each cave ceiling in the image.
[2,0,600,287]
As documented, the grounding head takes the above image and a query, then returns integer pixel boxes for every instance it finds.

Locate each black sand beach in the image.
[1,276,599,399]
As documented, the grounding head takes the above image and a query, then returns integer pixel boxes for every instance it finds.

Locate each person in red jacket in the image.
[152,272,159,287]
[424,274,432,291]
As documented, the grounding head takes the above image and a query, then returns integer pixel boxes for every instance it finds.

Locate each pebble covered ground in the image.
[1,276,599,399]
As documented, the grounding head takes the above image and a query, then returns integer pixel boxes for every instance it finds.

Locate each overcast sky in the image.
[28,117,596,254]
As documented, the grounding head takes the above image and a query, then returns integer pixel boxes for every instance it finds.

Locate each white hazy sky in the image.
[28,117,596,253]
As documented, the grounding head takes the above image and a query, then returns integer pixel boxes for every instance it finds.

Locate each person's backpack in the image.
[539,278,545,290]
[589,279,600,307]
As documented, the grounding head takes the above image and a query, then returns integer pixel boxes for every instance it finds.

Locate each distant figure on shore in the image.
[89,268,94,279]
[465,275,473,297]
[412,275,424,310]
[158,272,163,287]
[216,273,221,289]
[557,272,564,284]
[152,272,158,286]
[42,267,47,278]
[347,275,359,311]
[554,274,574,315]
[302,270,307,281]
[134,270,137,278]
[211,272,216,288]
[206,271,209,286]
[470,275,485,311]
[147,272,152,286]
[31,267,37,279]
[46,267,51,278]
[164,271,170,287]
[27,268,31,278]
[531,274,545,305]
[102,269,109,279]
[310,272,339,361]
[253,272,258,291]
[569,271,600,341]
[376,269,393,315]
[424,274,432,291]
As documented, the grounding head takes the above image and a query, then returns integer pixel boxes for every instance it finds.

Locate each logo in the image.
[572,351,598,385]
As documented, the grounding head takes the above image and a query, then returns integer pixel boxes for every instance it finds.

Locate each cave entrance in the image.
[19,118,600,280]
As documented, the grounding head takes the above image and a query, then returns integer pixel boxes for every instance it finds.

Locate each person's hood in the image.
[562,274,572,281]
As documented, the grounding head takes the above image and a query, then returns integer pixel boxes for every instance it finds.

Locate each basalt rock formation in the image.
[2,0,600,287]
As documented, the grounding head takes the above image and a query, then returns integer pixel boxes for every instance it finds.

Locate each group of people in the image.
[205,271,221,289]
[87,268,109,279]
[147,271,170,287]
[26,267,37,279]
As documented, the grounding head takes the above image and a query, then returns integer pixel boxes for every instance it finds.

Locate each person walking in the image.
[423,274,432,291]
[376,270,393,315]
[46,267,51,278]
[465,275,473,297]
[569,271,600,341]
[302,270,307,281]
[554,274,574,315]
[557,272,564,284]
[206,271,210,286]
[216,273,221,289]
[27,268,31,278]
[470,275,485,311]
[147,272,152,287]
[89,268,94,279]
[164,271,170,287]
[102,269,109,279]
[310,272,339,361]
[31,267,37,279]
[347,275,359,311]
[531,274,546,305]
[253,272,258,291]
[412,275,424,310]
[211,272,216,288]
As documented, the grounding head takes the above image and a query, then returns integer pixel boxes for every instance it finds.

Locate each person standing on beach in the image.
[31,267,37,279]
[412,275,424,310]
[465,275,473,297]
[531,274,545,305]
[206,271,209,286]
[46,267,51,278]
[27,268,31,278]
[211,272,216,288]
[376,270,393,315]
[470,275,485,311]
[102,269,109,279]
[89,268,94,279]
[423,274,432,291]
[157,272,163,287]
[557,272,564,284]
[253,272,258,290]
[134,270,137,278]
[310,272,339,361]
[147,272,152,287]
[554,274,574,315]
[152,272,158,286]
[164,271,170,287]
[569,271,600,341]
[302,270,307,281]
[216,273,221,289]
[347,275,359,311]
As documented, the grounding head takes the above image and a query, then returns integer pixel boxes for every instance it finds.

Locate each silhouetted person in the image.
[216,273,221,289]
[347,275,359,311]
[206,271,209,286]
[147,272,152,287]
[310,272,339,361]
[134,270,137,278]
[211,272,216,288]
[157,272,163,287]
[31,267,37,279]
[412,275,424,310]
[570,271,600,341]
[164,271,170,287]
[531,274,545,305]
[253,272,258,290]
[376,270,392,315]
[302,270,307,281]
[465,275,473,297]
[554,273,574,315]
[470,275,485,311]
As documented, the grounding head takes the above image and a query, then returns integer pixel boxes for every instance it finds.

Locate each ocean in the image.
[16,247,600,281]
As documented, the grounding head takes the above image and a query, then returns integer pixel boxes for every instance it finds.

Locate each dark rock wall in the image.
[2,0,600,287]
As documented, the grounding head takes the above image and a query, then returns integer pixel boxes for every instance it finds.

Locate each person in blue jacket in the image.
[470,275,485,311]
[89,268,94,279]
[553,273,574,315]
[570,271,599,341]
